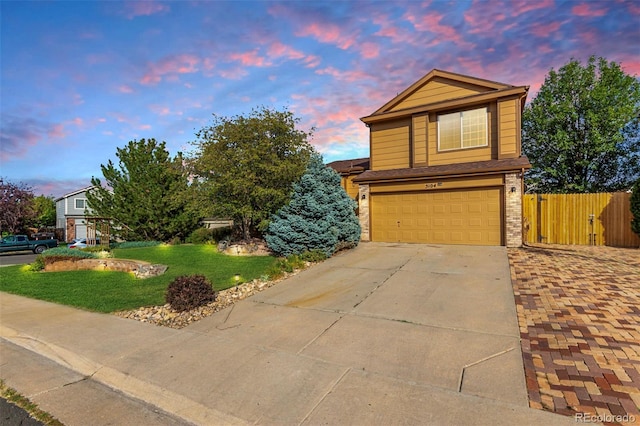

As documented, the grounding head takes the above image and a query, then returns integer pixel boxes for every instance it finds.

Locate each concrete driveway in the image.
[0,243,575,425]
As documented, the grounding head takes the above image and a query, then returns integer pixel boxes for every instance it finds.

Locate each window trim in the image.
[75,198,87,209]
[437,107,488,152]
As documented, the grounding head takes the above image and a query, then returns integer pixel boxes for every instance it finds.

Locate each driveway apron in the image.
[1,243,576,425]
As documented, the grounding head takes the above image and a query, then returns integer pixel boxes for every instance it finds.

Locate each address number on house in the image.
[425,182,443,189]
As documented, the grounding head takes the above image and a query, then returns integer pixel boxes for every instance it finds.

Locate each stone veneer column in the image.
[358,184,370,241]
[505,173,523,247]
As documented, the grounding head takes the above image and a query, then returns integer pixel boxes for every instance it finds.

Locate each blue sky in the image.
[2,0,639,198]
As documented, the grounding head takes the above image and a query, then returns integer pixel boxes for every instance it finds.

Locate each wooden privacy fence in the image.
[522,192,640,248]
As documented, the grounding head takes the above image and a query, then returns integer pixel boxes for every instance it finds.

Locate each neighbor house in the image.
[55,186,95,242]
[350,69,530,247]
[327,157,370,200]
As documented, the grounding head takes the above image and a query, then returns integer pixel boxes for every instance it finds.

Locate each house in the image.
[352,69,531,247]
[326,157,370,200]
[55,186,95,242]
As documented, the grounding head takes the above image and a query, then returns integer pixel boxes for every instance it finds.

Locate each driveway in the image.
[0,243,574,425]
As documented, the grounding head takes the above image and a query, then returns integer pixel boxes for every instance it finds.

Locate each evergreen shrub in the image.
[113,241,162,249]
[165,274,217,312]
[265,154,361,257]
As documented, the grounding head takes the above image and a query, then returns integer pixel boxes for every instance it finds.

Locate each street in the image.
[0,253,37,267]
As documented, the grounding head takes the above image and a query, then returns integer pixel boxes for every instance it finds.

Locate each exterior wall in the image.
[370,119,411,171]
[504,172,523,247]
[498,97,520,159]
[358,184,370,241]
[66,218,76,242]
[412,113,428,166]
[389,77,491,111]
[56,199,66,229]
[340,175,360,200]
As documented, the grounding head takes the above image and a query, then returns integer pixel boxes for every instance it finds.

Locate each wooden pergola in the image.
[86,216,111,247]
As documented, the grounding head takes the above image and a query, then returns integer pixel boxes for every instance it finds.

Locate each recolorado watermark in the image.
[575,412,636,423]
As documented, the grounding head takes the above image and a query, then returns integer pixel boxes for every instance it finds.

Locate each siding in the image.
[390,77,490,111]
[412,113,428,166]
[371,119,410,170]
[498,97,519,158]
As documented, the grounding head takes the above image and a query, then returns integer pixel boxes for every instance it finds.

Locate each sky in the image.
[1,0,639,198]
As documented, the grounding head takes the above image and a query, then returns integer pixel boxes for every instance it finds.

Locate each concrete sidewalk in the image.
[1,243,577,425]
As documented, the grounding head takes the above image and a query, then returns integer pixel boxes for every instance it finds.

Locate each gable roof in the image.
[326,157,370,175]
[55,185,95,202]
[362,69,528,125]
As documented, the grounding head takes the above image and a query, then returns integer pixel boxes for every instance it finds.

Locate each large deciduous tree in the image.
[0,178,35,234]
[191,107,314,240]
[522,56,640,193]
[265,153,361,257]
[87,138,199,241]
[29,195,56,229]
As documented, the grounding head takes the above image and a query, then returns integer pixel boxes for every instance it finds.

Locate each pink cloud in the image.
[48,124,66,139]
[509,0,555,16]
[296,22,357,50]
[621,60,640,76]
[118,85,134,94]
[229,49,270,67]
[530,21,562,37]
[122,1,170,19]
[315,67,371,83]
[268,42,305,60]
[140,54,200,85]
[405,10,473,49]
[571,3,607,17]
[360,42,380,59]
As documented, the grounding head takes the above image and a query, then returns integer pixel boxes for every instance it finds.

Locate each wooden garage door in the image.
[371,188,502,245]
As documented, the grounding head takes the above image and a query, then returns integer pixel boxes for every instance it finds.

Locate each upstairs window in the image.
[75,198,87,209]
[438,107,488,151]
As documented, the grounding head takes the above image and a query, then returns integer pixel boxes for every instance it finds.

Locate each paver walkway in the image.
[509,244,640,425]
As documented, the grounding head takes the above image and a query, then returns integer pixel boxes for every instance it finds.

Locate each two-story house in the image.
[351,69,530,247]
[55,186,95,242]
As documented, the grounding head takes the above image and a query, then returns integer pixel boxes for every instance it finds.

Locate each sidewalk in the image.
[1,243,578,425]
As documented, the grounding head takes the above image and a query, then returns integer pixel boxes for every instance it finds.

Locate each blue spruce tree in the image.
[265,153,361,257]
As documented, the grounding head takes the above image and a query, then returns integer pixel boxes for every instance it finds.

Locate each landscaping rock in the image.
[113,269,303,329]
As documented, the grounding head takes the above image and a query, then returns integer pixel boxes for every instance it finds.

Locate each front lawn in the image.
[0,244,277,313]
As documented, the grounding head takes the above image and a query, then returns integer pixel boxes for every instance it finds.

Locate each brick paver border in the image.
[508,244,640,425]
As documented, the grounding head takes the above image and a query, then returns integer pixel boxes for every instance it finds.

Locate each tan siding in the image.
[340,176,360,200]
[498,98,519,158]
[412,114,428,165]
[371,119,410,170]
[370,175,504,193]
[390,77,491,111]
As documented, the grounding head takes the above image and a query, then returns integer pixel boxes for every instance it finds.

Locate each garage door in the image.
[371,188,502,245]
[75,224,87,239]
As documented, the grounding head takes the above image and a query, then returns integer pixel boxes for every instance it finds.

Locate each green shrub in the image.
[189,227,232,244]
[28,255,45,271]
[42,247,97,259]
[81,246,112,253]
[113,241,162,249]
[266,153,360,257]
[165,274,217,312]
[189,228,216,244]
[299,249,328,263]
[632,178,640,238]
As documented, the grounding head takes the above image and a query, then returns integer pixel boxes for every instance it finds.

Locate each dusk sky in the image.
[1,0,639,198]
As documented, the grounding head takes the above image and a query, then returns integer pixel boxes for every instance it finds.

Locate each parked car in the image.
[68,238,100,249]
[0,235,58,254]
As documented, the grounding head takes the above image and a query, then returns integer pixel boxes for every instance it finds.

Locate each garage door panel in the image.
[371,188,502,245]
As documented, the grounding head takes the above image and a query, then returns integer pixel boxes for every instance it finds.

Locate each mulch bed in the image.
[508,244,640,425]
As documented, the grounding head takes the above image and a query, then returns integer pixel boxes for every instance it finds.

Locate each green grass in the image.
[0,244,277,313]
